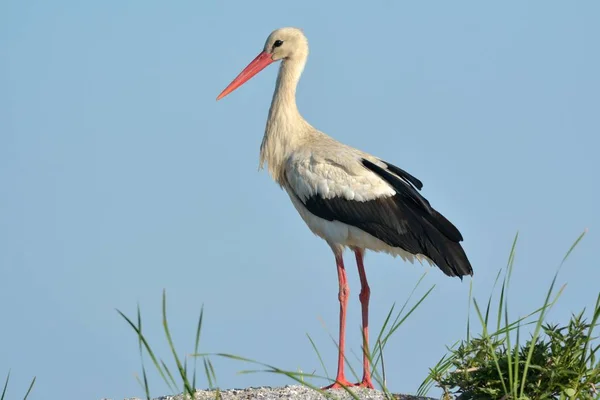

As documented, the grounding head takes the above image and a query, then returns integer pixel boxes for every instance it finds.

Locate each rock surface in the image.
[122,385,437,400]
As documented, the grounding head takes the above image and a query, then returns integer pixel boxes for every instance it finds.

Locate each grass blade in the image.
[203,358,214,389]
[373,271,428,365]
[519,230,586,397]
[381,284,435,346]
[116,308,177,393]
[379,339,386,389]
[474,298,508,394]
[497,233,518,332]
[417,351,456,396]
[371,303,396,370]
[467,278,473,343]
[135,304,153,400]
[306,333,329,379]
[22,377,35,400]
[371,284,435,382]
[207,357,219,388]
[504,297,514,399]
[161,290,195,397]
[139,366,150,400]
[160,359,179,391]
[1,372,9,400]
[484,268,503,330]
[192,305,204,391]
[513,319,521,398]
[581,292,600,370]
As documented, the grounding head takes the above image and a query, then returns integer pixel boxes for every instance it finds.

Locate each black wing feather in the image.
[380,160,423,190]
[362,159,463,242]
[300,159,473,278]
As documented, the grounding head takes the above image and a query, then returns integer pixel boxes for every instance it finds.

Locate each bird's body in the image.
[218,27,473,390]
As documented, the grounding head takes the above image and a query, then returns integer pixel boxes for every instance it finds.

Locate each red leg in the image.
[322,253,355,390]
[355,249,374,389]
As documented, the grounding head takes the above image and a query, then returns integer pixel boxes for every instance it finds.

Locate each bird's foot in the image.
[355,378,375,389]
[321,377,356,390]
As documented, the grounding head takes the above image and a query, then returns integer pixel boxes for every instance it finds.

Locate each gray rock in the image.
[123,385,437,400]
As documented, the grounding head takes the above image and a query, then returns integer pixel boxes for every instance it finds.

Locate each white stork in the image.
[216,27,473,390]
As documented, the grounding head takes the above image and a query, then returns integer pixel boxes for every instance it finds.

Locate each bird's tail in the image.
[425,229,473,279]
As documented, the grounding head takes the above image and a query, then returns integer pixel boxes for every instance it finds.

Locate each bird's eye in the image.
[273,40,284,48]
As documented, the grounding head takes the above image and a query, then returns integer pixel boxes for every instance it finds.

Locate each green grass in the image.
[116,291,220,400]
[1,371,35,400]
[418,230,600,399]
[117,274,435,400]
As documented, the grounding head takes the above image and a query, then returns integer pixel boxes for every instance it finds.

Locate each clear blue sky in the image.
[1,1,599,399]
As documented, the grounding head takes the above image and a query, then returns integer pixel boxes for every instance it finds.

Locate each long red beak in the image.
[216,51,275,100]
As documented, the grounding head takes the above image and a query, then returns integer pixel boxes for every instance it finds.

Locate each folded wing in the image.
[286,152,473,278]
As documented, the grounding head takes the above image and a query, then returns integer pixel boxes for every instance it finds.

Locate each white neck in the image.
[259,57,312,185]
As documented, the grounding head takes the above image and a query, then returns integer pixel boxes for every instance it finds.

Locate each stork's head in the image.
[263,27,309,62]
[217,27,308,100]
